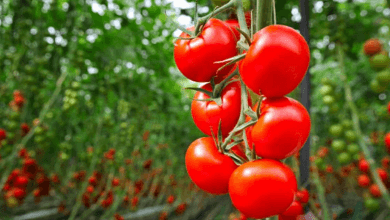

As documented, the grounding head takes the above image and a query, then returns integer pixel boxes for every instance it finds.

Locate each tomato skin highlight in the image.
[239,25,310,97]
[174,18,237,82]
[191,81,243,137]
[185,137,238,195]
[229,159,298,219]
[251,97,310,160]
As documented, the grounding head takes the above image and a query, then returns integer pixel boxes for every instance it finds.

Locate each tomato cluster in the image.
[363,38,390,93]
[174,7,311,218]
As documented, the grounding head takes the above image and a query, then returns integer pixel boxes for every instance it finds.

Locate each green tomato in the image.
[344,130,357,142]
[376,69,390,85]
[34,135,45,144]
[364,198,380,212]
[329,124,343,137]
[331,139,346,152]
[347,143,359,154]
[323,95,335,105]
[370,54,390,71]
[319,85,333,96]
[337,152,351,165]
[370,79,386,93]
[341,120,352,129]
[321,77,333,86]
[352,153,360,161]
[35,126,44,135]
[7,121,18,130]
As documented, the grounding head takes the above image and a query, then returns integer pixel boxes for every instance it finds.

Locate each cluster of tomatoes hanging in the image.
[173,1,311,218]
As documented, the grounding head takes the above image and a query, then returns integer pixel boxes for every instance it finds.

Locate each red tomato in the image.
[225,20,240,41]
[185,137,238,195]
[385,132,390,153]
[229,159,297,219]
[191,81,244,137]
[358,159,370,173]
[281,201,304,216]
[377,168,388,182]
[357,174,370,188]
[296,189,309,204]
[230,143,247,160]
[251,97,310,160]
[239,25,310,97]
[369,184,382,197]
[174,18,237,82]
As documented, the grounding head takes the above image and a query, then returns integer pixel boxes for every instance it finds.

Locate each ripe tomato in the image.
[191,81,247,137]
[281,201,304,216]
[358,159,370,173]
[369,184,382,197]
[377,168,388,182]
[363,39,382,56]
[357,174,370,188]
[185,137,238,195]
[296,189,309,204]
[225,20,240,41]
[385,132,390,153]
[229,159,297,219]
[174,18,237,82]
[239,25,310,97]
[251,97,310,160]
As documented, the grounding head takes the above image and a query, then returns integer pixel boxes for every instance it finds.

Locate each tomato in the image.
[230,143,247,160]
[337,152,351,165]
[369,184,381,197]
[281,201,304,216]
[174,18,237,82]
[185,137,238,195]
[225,20,240,41]
[191,81,244,137]
[331,140,346,152]
[229,159,297,219]
[358,159,370,173]
[329,124,343,137]
[357,174,370,188]
[364,38,382,56]
[251,97,310,160]
[296,189,309,204]
[239,25,310,97]
[365,198,380,211]
[385,132,390,152]
[377,168,388,182]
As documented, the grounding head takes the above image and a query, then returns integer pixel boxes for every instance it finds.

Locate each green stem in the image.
[337,44,390,209]
[194,0,236,35]
[236,0,250,37]
[258,0,273,29]
[313,169,331,220]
